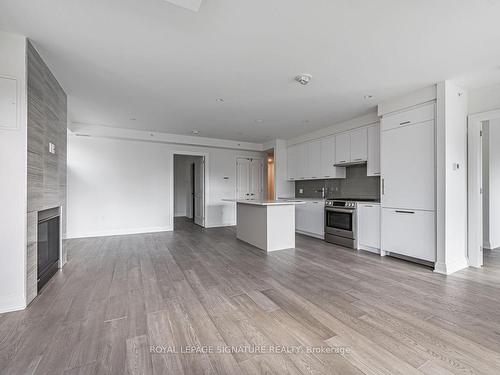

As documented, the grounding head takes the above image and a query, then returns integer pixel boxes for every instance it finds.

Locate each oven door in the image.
[325,207,355,239]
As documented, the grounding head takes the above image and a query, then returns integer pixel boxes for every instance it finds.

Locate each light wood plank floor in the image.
[2,218,500,374]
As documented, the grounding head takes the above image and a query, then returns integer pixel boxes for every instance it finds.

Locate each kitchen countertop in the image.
[222,199,305,206]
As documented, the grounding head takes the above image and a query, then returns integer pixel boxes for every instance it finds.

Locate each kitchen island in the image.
[223,199,305,252]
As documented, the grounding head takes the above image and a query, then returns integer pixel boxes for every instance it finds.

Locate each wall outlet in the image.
[299,188,303,194]
[49,142,56,154]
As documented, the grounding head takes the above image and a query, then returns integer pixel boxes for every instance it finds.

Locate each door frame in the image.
[170,151,209,229]
[468,109,500,268]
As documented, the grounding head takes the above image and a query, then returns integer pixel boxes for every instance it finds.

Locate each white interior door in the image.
[236,158,251,200]
[194,157,205,226]
[250,159,263,200]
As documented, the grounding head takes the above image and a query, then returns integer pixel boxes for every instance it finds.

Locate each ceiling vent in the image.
[163,0,202,12]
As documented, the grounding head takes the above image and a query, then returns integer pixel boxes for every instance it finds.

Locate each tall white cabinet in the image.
[380,102,436,262]
[236,158,263,200]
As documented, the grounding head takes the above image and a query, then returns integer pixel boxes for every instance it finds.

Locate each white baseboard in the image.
[0,293,26,314]
[434,258,469,275]
[67,226,173,239]
[295,229,324,240]
[204,222,236,228]
[358,244,380,254]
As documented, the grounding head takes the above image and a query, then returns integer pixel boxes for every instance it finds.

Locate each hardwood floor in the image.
[2,218,500,374]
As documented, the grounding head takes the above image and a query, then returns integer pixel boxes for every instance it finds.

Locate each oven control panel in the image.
[326,200,356,208]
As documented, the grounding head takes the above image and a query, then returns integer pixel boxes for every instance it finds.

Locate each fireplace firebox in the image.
[37,208,60,291]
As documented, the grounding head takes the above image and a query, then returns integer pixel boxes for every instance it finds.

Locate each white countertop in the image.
[222,199,305,206]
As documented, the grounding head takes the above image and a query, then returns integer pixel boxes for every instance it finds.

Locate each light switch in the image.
[49,142,56,154]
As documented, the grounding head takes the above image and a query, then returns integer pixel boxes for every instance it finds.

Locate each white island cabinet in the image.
[224,200,305,252]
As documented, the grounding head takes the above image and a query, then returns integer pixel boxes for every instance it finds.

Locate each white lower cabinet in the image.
[357,203,380,252]
[381,208,436,262]
[295,200,325,239]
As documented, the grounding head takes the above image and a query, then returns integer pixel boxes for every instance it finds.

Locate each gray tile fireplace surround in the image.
[295,164,380,200]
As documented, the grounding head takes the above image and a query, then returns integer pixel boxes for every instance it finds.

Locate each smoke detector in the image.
[295,74,312,85]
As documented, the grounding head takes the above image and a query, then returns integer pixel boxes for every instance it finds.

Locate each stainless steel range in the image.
[324,198,378,249]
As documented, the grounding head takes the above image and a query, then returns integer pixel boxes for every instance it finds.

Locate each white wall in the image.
[67,134,263,238]
[287,112,380,146]
[469,84,500,114]
[483,119,500,249]
[0,31,27,313]
[435,81,469,274]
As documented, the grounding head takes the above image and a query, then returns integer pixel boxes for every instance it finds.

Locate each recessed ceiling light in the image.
[254,119,264,124]
[295,74,312,85]
[216,98,224,103]
[303,120,310,123]
[192,130,200,135]
[363,94,374,100]
[129,118,137,121]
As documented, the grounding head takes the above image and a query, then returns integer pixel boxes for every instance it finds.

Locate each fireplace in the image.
[37,208,60,291]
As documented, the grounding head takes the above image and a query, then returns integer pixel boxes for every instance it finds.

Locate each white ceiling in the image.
[1,0,500,143]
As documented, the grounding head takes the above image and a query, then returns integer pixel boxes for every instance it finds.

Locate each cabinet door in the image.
[358,204,380,249]
[382,208,435,261]
[287,145,298,180]
[236,158,250,199]
[249,159,263,200]
[350,128,368,162]
[381,103,435,132]
[308,200,325,237]
[367,124,380,176]
[295,204,307,232]
[296,143,308,179]
[321,137,346,179]
[335,133,350,165]
[307,140,322,179]
[381,120,435,211]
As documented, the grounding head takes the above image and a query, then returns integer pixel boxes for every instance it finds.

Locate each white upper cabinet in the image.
[287,125,379,180]
[287,144,298,180]
[381,103,434,132]
[296,142,308,180]
[307,140,322,179]
[350,128,368,162]
[367,124,380,176]
[335,133,350,165]
[320,137,346,179]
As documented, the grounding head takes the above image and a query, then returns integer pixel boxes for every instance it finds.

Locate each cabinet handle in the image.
[364,205,373,207]
[324,176,330,178]
[311,177,317,179]
[395,210,415,214]
[399,121,411,126]
[354,158,363,161]
[339,160,347,163]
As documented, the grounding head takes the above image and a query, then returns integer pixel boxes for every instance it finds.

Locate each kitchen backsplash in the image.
[295,164,380,199]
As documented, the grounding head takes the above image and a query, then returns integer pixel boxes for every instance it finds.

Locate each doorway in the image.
[173,154,206,228]
[468,110,500,267]
[266,152,275,200]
